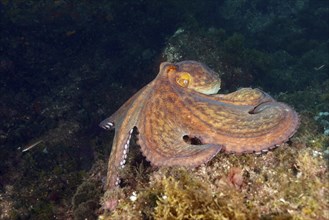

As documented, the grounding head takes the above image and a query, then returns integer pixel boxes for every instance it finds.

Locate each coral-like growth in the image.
[152,169,257,220]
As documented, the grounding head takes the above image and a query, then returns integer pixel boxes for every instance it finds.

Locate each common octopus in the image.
[100,60,299,193]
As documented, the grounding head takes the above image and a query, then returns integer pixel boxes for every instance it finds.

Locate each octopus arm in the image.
[105,124,134,189]
[138,134,223,167]
[210,88,274,106]
[99,84,151,130]
[182,93,299,153]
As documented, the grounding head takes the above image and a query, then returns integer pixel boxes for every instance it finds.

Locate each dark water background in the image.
[0,0,328,219]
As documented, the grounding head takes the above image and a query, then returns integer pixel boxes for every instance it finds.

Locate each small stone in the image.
[130,192,137,202]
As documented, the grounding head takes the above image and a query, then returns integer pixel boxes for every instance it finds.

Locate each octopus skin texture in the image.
[100,60,299,192]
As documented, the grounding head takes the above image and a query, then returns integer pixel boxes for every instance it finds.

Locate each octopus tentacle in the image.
[118,128,133,170]
[106,127,134,189]
[210,88,274,106]
[100,118,115,130]
[138,133,223,167]
[180,93,299,153]
[102,83,154,190]
[99,85,151,131]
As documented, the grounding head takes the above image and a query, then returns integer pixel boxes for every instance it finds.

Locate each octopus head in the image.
[160,61,221,95]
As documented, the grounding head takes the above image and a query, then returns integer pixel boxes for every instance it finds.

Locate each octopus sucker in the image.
[118,128,134,169]
[100,60,299,209]
[100,119,115,130]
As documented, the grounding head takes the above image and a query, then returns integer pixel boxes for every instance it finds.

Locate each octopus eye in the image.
[176,72,191,88]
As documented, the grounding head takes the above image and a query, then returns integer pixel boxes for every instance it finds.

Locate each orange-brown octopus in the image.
[100,60,299,195]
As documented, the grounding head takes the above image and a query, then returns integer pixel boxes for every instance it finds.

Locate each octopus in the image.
[100,60,299,192]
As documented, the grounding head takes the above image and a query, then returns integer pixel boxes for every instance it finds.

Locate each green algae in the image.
[151,169,257,220]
